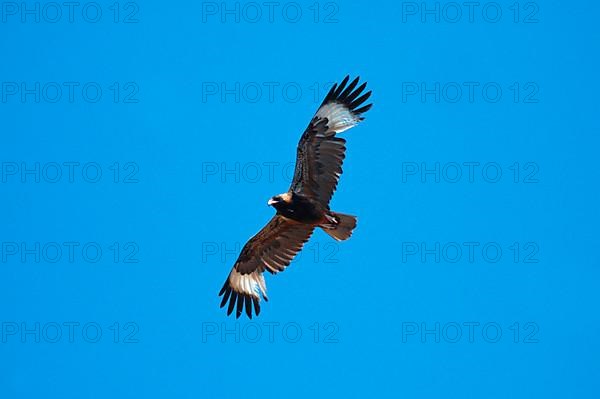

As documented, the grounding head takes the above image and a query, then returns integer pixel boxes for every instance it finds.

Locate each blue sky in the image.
[1,1,599,397]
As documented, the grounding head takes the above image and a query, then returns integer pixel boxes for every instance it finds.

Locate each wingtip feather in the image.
[318,76,373,128]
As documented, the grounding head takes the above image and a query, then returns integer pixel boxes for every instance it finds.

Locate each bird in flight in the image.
[218,76,372,318]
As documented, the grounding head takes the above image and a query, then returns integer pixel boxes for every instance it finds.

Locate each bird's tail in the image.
[321,212,357,241]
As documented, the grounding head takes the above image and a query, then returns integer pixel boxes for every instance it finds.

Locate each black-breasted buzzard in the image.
[218,76,372,318]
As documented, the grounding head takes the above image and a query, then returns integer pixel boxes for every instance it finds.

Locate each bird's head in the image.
[267,192,292,209]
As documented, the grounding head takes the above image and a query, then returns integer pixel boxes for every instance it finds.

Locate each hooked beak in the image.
[267,198,277,206]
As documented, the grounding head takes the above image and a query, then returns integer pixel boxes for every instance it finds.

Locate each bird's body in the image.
[269,191,355,238]
[218,76,372,318]
[269,192,325,224]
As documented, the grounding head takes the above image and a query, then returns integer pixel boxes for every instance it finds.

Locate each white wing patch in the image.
[316,103,361,134]
[229,269,268,300]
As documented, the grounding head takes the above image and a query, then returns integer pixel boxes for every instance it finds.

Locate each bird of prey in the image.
[218,76,372,318]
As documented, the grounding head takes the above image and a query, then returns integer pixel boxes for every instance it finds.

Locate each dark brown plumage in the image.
[218,76,372,318]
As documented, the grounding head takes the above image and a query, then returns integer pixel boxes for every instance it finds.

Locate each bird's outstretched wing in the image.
[290,76,372,206]
[218,215,314,318]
